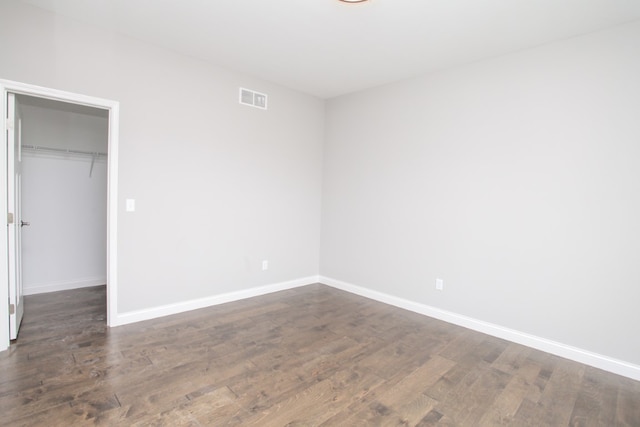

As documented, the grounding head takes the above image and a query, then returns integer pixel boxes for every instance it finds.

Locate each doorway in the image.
[19,94,108,296]
[1,80,120,351]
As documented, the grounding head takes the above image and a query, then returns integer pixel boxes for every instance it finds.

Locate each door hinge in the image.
[7,213,14,224]
[6,118,14,130]
[9,303,15,315]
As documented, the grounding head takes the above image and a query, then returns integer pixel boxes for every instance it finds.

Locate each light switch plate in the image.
[126,199,135,212]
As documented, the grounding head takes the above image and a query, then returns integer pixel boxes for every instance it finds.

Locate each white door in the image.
[7,93,25,339]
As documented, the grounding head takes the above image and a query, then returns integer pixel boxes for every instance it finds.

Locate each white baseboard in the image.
[320,276,640,382]
[24,277,106,296]
[113,276,320,327]
[108,273,640,381]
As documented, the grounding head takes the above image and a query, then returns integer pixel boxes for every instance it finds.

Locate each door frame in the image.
[0,79,119,351]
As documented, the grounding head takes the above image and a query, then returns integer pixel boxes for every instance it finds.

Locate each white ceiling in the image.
[19,0,640,98]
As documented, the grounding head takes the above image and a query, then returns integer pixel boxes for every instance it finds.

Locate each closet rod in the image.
[21,144,107,157]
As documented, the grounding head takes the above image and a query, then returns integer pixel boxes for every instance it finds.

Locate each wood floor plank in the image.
[568,367,618,426]
[376,355,454,412]
[132,385,241,427]
[536,362,586,426]
[615,377,640,426]
[1,284,638,426]
[238,375,337,426]
[477,373,535,425]
[441,366,512,425]
[10,401,100,427]
[491,342,533,375]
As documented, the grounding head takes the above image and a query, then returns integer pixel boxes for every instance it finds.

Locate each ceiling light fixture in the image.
[338,0,369,3]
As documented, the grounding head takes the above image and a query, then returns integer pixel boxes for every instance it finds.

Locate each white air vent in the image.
[239,87,268,110]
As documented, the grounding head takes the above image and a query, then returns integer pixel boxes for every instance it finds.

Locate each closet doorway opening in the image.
[20,95,108,309]
[1,80,119,351]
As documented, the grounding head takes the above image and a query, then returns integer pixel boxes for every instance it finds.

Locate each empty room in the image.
[1,0,639,425]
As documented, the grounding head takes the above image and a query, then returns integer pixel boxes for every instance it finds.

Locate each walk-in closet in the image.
[17,95,108,297]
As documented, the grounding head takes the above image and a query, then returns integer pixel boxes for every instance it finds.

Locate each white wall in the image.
[19,97,108,153]
[322,21,640,366]
[0,1,324,314]
[22,153,107,294]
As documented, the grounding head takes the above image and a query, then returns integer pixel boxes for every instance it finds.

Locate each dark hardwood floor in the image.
[1,284,638,426]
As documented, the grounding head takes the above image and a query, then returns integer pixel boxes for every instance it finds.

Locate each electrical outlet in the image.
[262,260,269,271]
[436,278,444,291]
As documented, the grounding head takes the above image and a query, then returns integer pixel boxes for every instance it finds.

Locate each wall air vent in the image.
[239,87,268,110]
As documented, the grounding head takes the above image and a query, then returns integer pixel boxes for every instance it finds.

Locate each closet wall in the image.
[19,96,108,295]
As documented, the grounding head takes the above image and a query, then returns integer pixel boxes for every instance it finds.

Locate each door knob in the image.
[20,220,30,227]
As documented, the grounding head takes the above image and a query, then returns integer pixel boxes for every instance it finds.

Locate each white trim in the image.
[23,277,106,296]
[0,90,8,352]
[107,103,119,328]
[112,276,320,326]
[0,79,119,353]
[320,276,640,381]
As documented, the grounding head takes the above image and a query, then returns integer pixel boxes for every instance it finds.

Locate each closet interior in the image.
[17,95,108,296]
